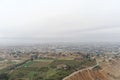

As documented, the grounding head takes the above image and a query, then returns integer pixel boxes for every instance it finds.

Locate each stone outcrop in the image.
[63,60,120,80]
[63,69,111,80]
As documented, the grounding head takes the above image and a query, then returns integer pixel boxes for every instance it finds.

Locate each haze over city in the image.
[0,0,120,45]
[0,1,120,80]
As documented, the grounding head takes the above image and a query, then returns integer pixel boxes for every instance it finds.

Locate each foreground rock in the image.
[63,60,120,80]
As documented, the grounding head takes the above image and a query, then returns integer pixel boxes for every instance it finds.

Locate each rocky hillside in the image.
[63,69,111,80]
[63,60,120,80]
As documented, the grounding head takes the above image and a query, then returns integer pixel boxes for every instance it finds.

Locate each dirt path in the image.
[63,61,99,80]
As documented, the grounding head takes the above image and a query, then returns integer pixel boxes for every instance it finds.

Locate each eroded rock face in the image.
[63,60,120,80]
[64,69,111,80]
[102,60,120,80]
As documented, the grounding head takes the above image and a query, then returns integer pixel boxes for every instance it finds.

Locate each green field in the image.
[0,58,96,80]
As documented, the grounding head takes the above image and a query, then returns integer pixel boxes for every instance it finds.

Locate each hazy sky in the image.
[0,0,120,45]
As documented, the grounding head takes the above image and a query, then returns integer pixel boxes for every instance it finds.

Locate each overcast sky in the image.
[0,0,120,45]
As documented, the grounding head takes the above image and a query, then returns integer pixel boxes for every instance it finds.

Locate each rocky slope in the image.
[63,60,120,80]
[63,69,111,80]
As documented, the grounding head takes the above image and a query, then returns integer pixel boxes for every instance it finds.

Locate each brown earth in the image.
[63,59,120,80]
[63,69,111,80]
